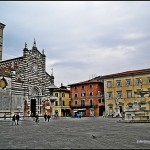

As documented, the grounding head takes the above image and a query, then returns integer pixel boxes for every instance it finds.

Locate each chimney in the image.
[0,22,5,62]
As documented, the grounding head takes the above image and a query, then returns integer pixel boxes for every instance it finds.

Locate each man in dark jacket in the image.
[12,114,16,126]
[16,114,20,125]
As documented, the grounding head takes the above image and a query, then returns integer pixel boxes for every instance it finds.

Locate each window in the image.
[81,99,85,106]
[81,85,85,89]
[74,100,78,105]
[62,93,65,97]
[89,84,93,88]
[127,90,132,98]
[128,105,133,109]
[74,93,78,98]
[116,80,122,87]
[107,81,112,88]
[147,77,150,84]
[99,98,104,103]
[63,101,65,106]
[74,86,77,90]
[136,78,142,85]
[126,79,131,86]
[107,92,113,99]
[69,101,71,106]
[55,93,58,97]
[147,89,150,97]
[133,101,138,106]
[89,92,93,96]
[117,91,122,98]
[90,99,93,106]
[81,93,86,97]
[55,101,58,106]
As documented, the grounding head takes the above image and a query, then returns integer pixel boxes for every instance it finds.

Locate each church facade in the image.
[0,22,54,117]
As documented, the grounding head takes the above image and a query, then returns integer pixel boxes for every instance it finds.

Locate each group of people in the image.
[44,113,51,122]
[12,114,20,125]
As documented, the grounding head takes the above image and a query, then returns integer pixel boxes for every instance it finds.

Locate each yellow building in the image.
[103,68,150,117]
[53,83,71,117]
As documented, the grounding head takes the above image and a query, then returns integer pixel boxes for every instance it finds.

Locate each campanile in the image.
[0,22,5,62]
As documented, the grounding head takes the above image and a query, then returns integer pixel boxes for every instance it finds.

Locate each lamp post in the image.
[48,84,58,118]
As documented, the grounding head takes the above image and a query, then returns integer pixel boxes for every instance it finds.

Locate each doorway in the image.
[99,106,105,116]
[119,106,123,113]
[31,99,36,117]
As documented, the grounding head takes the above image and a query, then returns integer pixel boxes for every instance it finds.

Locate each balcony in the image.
[70,104,98,109]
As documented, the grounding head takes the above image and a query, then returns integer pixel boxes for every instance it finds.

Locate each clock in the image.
[32,63,38,73]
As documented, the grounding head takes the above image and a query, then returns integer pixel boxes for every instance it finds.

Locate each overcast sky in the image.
[0,1,150,87]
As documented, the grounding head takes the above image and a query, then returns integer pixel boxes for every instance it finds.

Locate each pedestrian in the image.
[44,113,47,121]
[12,114,16,126]
[47,115,50,122]
[122,111,125,120]
[54,113,57,119]
[16,114,20,125]
[35,114,39,124]
[4,113,6,120]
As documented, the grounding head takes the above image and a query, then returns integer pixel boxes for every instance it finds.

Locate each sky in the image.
[0,1,150,87]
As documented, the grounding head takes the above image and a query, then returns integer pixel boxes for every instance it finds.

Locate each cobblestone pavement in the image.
[0,117,150,149]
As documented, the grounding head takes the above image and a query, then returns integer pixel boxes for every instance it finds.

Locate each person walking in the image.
[44,113,47,122]
[4,113,6,120]
[16,114,20,125]
[12,114,16,126]
[35,114,39,124]
[47,115,50,122]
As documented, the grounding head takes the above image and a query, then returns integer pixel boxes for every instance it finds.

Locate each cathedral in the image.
[0,22,55,117]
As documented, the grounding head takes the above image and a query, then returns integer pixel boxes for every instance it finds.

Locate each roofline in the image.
[0,57,23,64]
[100,68,150,79]
[54,88,70,92]
[0,22,6,27]
[68,79,103,86]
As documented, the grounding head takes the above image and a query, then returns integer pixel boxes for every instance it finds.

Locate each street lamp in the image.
[48,84,58,118]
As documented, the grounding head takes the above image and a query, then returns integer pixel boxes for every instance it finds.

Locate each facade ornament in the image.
[42,49,44,55]
[51,68,53,76]
[11,61,14,69]
[25,42,27,48]
[33,38,36,47]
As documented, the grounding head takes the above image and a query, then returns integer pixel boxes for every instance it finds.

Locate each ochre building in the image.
[102,68,150,117]
[53,83,71,117]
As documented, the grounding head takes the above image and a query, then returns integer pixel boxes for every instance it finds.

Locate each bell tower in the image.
[0,22,5,62]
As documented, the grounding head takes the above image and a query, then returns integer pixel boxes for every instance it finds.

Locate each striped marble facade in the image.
[0,41,54,117]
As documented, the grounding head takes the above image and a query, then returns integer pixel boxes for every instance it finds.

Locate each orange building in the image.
[68,78,105,117]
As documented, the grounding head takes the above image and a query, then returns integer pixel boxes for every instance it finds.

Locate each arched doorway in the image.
[30,86,40,117]
[31,99,36,117]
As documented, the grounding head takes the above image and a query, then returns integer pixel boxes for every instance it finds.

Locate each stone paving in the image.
[0,116,150,149]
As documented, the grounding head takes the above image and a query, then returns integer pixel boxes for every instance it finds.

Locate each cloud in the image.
[0,1,150,86]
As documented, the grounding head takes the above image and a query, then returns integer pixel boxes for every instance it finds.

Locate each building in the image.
[102,68,150,117]
[0,22,5,62]
[53,83,71,117]
[69,78,105,117]
[0,22,55,117]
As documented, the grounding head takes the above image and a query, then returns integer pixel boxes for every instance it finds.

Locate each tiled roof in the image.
[100,68,150,79]
[68,78,103,86]
[54,88,70,92]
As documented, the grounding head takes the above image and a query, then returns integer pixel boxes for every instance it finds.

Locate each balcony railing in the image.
[70,104,98,108]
